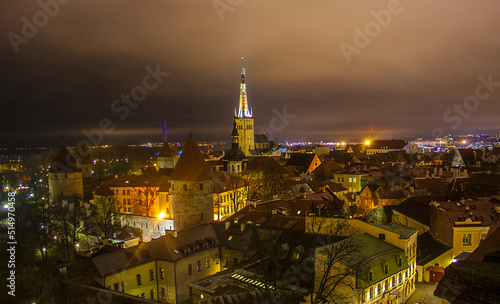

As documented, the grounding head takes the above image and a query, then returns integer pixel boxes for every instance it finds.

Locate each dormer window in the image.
[384,264,389,274]
[368,271,373,281]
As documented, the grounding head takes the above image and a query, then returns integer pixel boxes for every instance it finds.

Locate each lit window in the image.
[215,254,220,264]
[463,233,472,246]
[159,268,164,279]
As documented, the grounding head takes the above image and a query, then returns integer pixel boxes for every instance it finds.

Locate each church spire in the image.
[237,57,252,118]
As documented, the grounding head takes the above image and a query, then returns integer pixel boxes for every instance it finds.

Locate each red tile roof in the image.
[170,136,211,181]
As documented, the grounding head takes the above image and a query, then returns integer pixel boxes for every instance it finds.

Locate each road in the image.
[405,282,442,304]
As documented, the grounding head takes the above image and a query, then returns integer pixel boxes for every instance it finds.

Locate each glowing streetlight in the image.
[157,212,166,220]
[364,140,371,146]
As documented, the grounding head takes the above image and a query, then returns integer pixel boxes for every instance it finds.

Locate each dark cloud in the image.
[1,0,500,148]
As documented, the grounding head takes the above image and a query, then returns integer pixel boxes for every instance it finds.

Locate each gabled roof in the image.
[94,184,115,196]
[246,156,287,175]
[311,162,343,179]
[159,141,178,157]
[171,136,211,181]
[417,231,452,265]
[254,133,271,143]
[49,144,81,173]
[376,190,408,200]
[414,177,448,195]
[467,226,500,262]
[393,198,431,226]
[75,140,92,165]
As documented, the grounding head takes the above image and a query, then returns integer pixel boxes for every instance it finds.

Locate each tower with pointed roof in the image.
[223,119,247,174]
[234,57,255,156]
[48,144,84,203]
[170,135,213,231]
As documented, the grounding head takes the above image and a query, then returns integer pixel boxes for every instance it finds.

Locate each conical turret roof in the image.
[49,144,81,173]
[171,136,211,181]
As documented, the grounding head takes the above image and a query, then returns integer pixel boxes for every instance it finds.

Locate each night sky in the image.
[1,0,500,148]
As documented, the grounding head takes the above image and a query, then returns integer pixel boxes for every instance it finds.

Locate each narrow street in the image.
[405,282,442,304]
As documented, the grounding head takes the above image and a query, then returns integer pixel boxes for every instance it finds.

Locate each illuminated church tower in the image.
[234,57,255,156]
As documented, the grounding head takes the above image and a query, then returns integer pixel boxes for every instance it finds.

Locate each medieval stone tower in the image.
[48,144,84,203]
[234,57,254,156]
[170,135,213,231]
[158,141,179,169]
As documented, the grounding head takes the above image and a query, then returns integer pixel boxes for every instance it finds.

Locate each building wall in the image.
[101,260,157,299]
[48,171,84,202]
[333,174,366,192]
[120,214,174,242]
[418,248,453,283]
[213,186,248,221]
[173,247,221,303]
[430,204,454,248]
[392,211,430,236]
[235,117,254,155]
[171,179,213,231]
[158,155,179,169]
[110,186,161,217]
[452,225,490,257]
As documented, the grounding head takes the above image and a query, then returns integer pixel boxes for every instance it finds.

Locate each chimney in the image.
[299,186,307,199]
[225,221,230,230]
[240,223,245,232]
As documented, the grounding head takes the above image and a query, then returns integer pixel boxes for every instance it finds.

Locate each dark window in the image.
[368,271,373,280]
[136,274,142,286]
[463,234,472,246]
[206,257,210,268]
[122,190,125,195]
[215,254,219,264]
[127,190,130,195]
[149,269,154,281]
[113,283,119,291]
[161,288,165,300]
[197,260,201,272]
[141,292,145,298]
[384,264,389,274]
[183,184,187,191]
[121,281,124,292]
[150,289,154,299]
[188,264,192,275]
[398,257,402,267]
[199,183,203,190]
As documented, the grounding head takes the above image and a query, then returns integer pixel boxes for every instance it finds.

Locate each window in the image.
[113,283,119,291]
[149,269,154,281]
[183,184,187,191]
[197,260,201,272]
[384,264,389,274]
[150,289,154,299]
[368,271,373,280]
[398,257,402,267]
[115,189,118,195]
[122,190,125,195]
[480,233,487,240]
[161,288,165,300]
[123,199,126,205]
[136,274,142,286]
[349,178,352,182]
[206,257,211,268]
[215,254,219,264]
[199,183,203,190]
[127,199,130,205]
[127,190,130,195]
[159,268,164,279]
[138,190,142,195]
[188,264,192,275]
[121,281,124,292]
[354,178,357,182]
[293,251,300,260]
[463,233,472,246]
[141,292,145,298]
